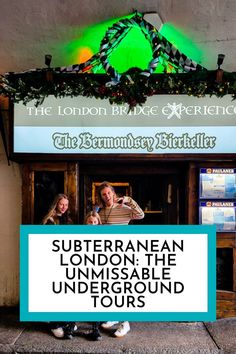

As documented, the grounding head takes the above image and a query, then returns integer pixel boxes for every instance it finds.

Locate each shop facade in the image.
[2,94,234,318]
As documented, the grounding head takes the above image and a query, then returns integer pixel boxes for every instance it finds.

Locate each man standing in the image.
[97,181,144,337]
[97,181,144,225]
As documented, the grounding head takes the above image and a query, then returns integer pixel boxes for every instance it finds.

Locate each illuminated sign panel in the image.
[14,95,236,154]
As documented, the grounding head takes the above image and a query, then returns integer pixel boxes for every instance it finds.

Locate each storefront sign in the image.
[14,95,236,154]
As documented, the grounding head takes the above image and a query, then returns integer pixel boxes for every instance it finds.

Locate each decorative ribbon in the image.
[4,12,206,80]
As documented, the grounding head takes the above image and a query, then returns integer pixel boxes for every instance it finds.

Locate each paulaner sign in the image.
[14,95,236,154]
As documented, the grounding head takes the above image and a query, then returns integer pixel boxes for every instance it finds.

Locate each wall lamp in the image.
[216,54,225,83]
[217,54,225,69]
[45,54,52,68]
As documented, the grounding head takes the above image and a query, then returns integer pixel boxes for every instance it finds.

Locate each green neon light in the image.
[160,23,203,65]
[59,15,203,73]
[61,15,132,69]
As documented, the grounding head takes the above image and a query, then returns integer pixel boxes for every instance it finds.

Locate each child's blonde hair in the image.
[85,211,102,224]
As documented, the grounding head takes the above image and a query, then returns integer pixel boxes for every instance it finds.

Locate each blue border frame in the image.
[20,224,216,322]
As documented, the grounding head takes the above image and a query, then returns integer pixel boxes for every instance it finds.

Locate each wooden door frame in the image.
[21,162,78,224]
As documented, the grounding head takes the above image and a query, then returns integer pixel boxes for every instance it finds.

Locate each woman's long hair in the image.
[42,193,72,225]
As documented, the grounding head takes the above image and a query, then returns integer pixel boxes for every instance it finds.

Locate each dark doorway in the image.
[217,248,233,291]
[34,171,64,224]
[79,161,187,225]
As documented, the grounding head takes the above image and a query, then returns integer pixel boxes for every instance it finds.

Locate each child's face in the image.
[86,216,99,225]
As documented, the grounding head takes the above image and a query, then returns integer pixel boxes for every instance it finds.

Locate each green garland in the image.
[0,11,235,109]
[0,70,235,109]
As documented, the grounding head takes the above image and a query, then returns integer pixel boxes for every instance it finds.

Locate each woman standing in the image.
[42,193,76,339]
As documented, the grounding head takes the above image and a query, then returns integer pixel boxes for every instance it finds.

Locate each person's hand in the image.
[116,196,130,205]
[122,196,130,204]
